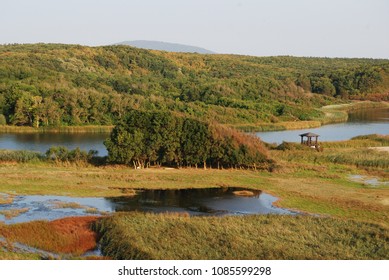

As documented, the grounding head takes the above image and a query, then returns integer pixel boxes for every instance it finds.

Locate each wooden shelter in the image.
[299,132,320,148]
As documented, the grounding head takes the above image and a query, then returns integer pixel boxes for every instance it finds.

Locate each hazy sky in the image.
[1,0,388,58]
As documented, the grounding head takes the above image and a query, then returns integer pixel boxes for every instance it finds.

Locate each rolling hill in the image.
[115,40,215,54]
[0,43,388,128]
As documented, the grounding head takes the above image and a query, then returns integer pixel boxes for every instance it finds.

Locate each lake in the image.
[0,187,295,224]
[0,107,388,155]
[0,132,110,156]
[257,107,389,144]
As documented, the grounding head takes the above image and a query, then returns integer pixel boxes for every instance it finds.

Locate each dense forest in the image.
[1,43,389,128]
[104,110,272,169]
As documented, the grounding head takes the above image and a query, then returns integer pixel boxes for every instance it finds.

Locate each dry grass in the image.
[0,163,272,197]
[0,208,29,219]
[0,249,41,260]
[232,190,256,197]
[95,212,389,260]
[369,146,389,152]
[0,194,14,205]
[0,125,113,133]
[52,201,84,209]
[235,120,322,132]
[0,216,99,255]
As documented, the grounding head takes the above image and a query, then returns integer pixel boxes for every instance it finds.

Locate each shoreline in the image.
[0,101,388,134]
[0,125,113,134]
[235,101,389,132]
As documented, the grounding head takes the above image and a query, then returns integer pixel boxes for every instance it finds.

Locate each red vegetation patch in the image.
[0,216,99,255]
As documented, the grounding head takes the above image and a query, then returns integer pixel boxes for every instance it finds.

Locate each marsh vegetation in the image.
[94,213,389,260]
[0,132,388,259]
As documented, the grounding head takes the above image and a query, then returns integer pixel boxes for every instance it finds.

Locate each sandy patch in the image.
[381,198,389,206]
[369,146,389,152]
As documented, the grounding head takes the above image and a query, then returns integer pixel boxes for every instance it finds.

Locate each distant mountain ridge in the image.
[115,40,216,54]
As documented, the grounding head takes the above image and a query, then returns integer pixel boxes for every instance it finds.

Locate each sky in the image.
[1,0,388,58]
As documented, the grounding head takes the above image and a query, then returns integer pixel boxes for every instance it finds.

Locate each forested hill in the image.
[1,43,389,128]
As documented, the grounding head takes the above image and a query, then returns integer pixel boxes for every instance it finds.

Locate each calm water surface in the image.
[0,188,295,224]
[0,108,388,153]
[257,108,389,144]
[0,132,110,156]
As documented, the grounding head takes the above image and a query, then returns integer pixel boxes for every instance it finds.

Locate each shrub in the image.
[45,146,97,164]
[0,150,44,162]
[0,114,6,125]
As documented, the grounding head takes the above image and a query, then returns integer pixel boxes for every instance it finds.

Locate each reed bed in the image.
[272,135,389,170]
[0,150,44,163]
[322,134,389,148]
[235,121,321,132]
[94,213,389,260]
[273,146,389,169]
[0,125,113,133]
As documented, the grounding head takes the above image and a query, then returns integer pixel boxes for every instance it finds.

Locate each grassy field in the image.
[0,136,388,225]
[0,249,41,260]
[0,133,388,259]
[94,213,389,260]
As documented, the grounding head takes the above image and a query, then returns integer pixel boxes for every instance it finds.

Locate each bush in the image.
[276,141,312,151]
[0,114,6,125]
[45,146,97,163]
[0,150,44,162]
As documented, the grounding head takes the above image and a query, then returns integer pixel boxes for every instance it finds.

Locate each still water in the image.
[257,108,389,144]
[0,188,295,224]
[0,108,388,154]
[0,132,110,156]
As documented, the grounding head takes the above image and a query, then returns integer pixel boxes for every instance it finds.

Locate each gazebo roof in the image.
[299,132,319,137]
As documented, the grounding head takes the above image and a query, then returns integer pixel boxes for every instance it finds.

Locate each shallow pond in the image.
[348,175,389,187]
[0,187,295,224]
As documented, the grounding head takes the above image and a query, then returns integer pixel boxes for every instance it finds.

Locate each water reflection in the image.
[0,132,109,156]
[257,108,389,144]
[1,108,388,153]
[0,188,295,224]
[348,108,389,123]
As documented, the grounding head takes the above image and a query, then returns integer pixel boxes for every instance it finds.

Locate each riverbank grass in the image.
[0,125,113,133]
[95,213,389,260]
[236,101,389,131]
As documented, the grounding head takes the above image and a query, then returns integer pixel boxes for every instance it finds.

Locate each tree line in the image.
[104,110,272,169]
[1,44,389,128]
